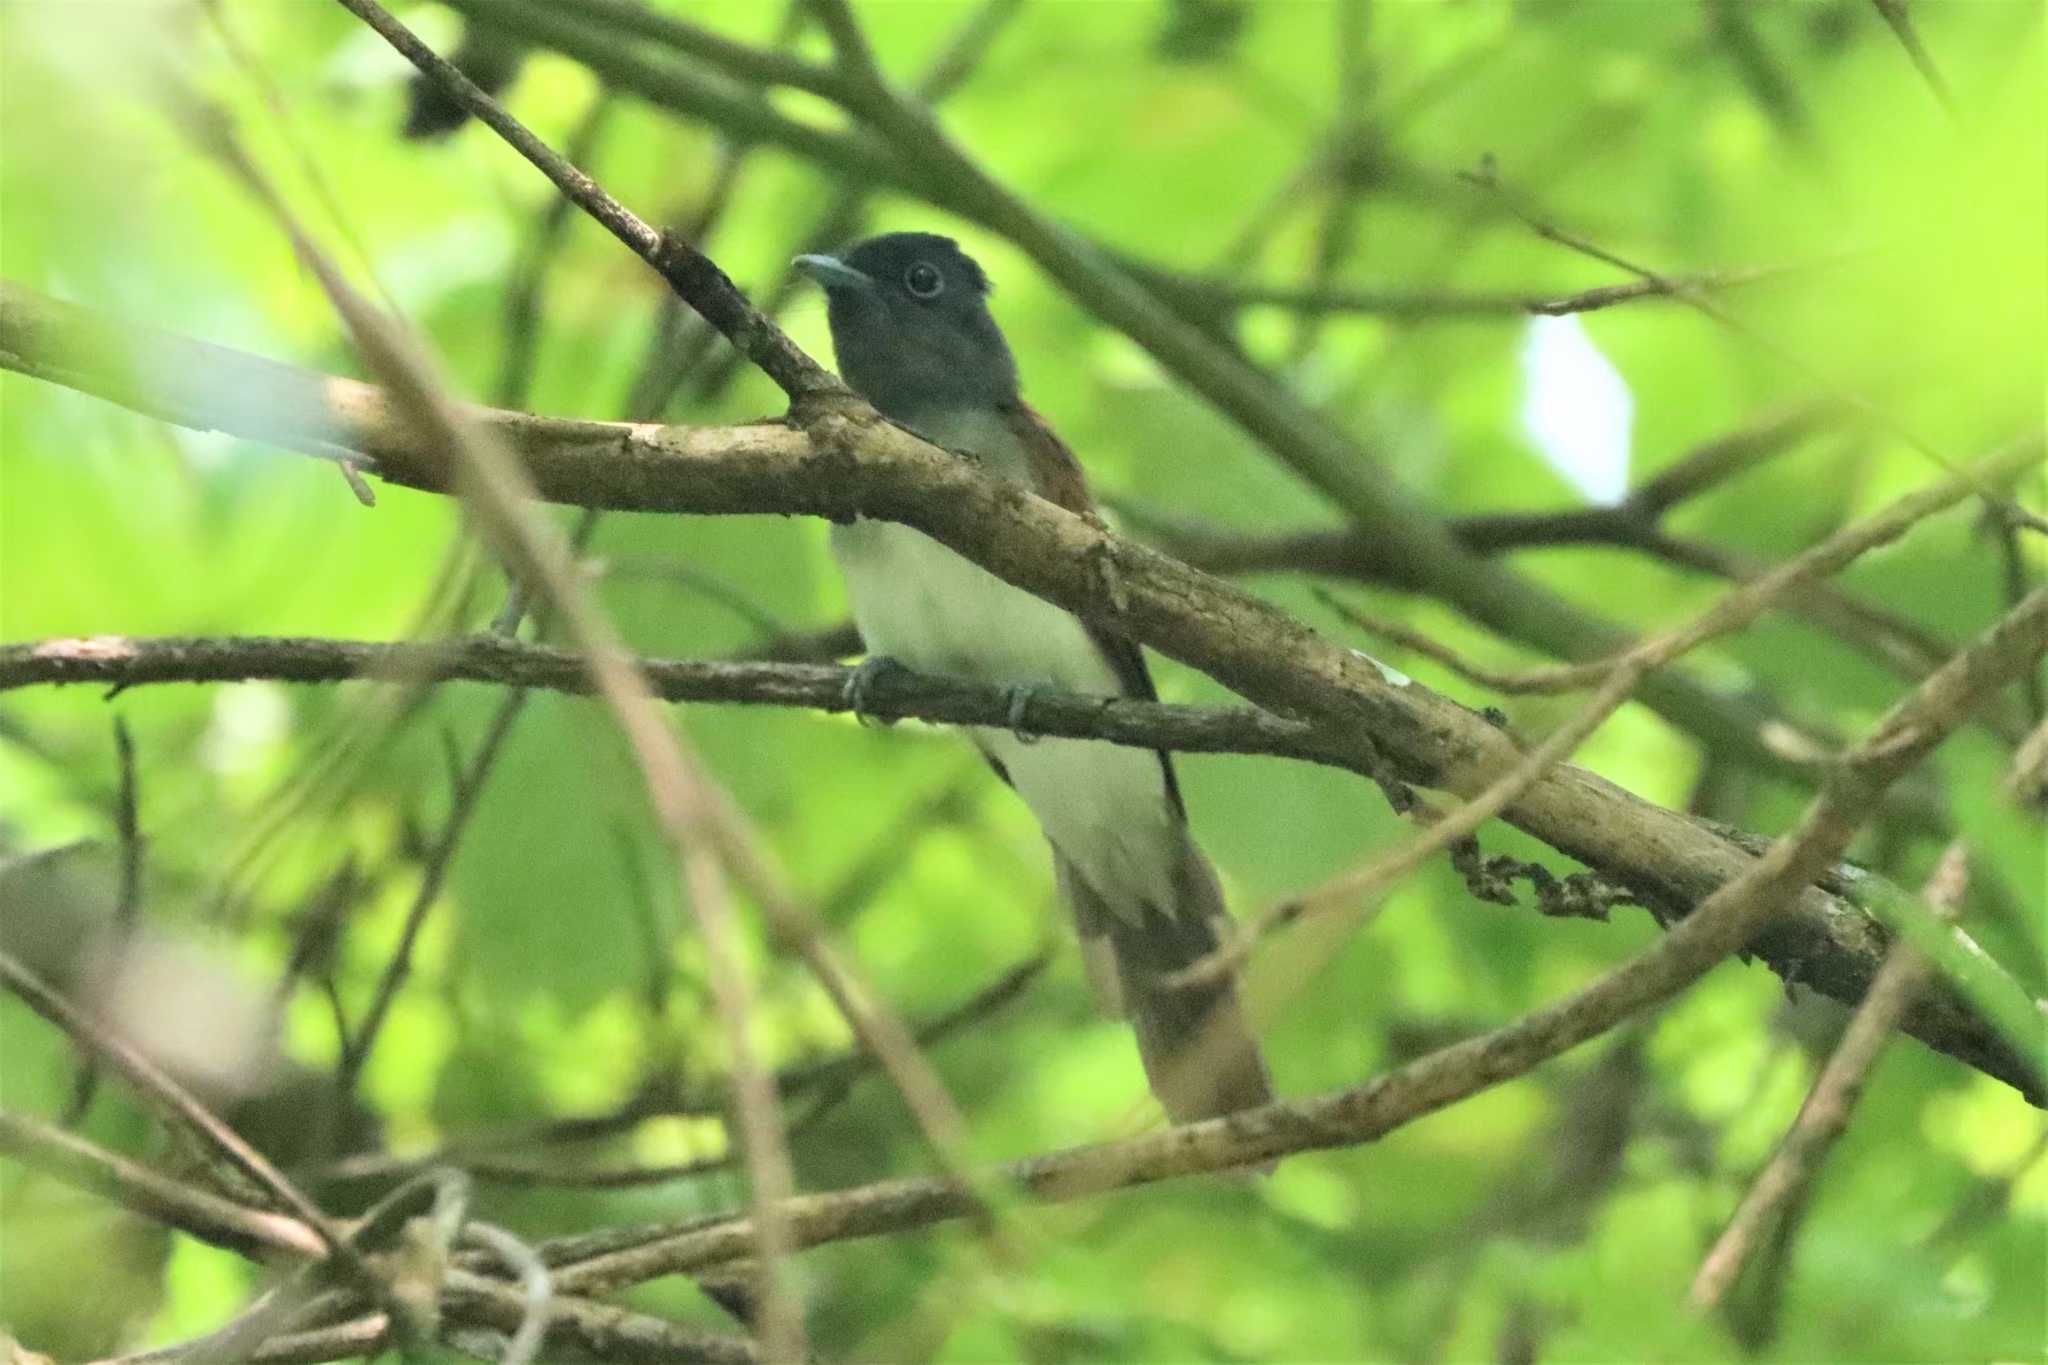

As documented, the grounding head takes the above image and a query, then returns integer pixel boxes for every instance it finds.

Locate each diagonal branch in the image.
[532,586,2048,1297]
[3,280,2041,1100]
[331,0,839,403]
[1173,436,2045,986]
[1124,405,1980,705]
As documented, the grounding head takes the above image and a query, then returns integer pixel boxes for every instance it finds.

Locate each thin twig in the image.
[336,688,527,1097]
[0,637,1349,771]
[1313,590,1576,695]
[1172,655,1648,989]
[551,0,856,101]
[1285,0,1377,364]
[1688,841,1972,1309]
[808,0,883,78]
[460,1224,552,1365]
[441,1269,762,1364]
[816,769,980,922]
[332,0,838,402]
[61,718,143,1125]
[2008,712,2048,810]
[1989,499,2046,722]
[303,952,1044,1192]
[1368,436,2037,697]
[916,0,1024,99]
[1706,0,1811,140]
[111,717,142,934]
[1916,1128,2048,1258]
[101,1313,390,1365]
[104,1282,758,1365]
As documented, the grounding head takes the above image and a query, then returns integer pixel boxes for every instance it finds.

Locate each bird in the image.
[794,233,1272,1125]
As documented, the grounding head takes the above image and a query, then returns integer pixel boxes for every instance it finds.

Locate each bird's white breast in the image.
[828,407,1179,914]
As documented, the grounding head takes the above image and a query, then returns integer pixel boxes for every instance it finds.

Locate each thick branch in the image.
[0,280,1942,809]
[2,283,2040,1101]
[503,588,2048,1297]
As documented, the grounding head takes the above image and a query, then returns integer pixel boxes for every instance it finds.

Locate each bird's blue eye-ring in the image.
[904,262,944,298]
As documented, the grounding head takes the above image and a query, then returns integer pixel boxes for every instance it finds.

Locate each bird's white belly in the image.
[832,517,1179,911]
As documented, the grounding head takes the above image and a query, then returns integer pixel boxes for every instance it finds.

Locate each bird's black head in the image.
[793,232,1018,419]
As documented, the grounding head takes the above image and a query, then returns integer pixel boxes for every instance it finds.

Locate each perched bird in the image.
[795,233,1272,1124]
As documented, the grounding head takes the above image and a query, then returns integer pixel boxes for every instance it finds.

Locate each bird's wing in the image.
[998,399,1186,816]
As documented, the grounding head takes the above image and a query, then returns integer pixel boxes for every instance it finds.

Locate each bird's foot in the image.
[1004,684,1045,745]
[843,655,908,727]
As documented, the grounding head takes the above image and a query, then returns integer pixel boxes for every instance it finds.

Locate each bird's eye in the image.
[904,262,944,298]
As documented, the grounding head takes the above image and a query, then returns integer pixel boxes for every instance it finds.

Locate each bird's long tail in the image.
[1057,831,1272,1124]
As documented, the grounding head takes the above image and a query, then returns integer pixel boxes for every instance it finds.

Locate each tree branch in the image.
[4,626,2040,1102]
[522,588,2048,1297]
[2,279,2039,1098]
[188,73,809,1352]
[424,0,1887,797]
[0,1109,324,1262]
[0,635,1349,767]
[1127,256,1806,322]
[1688,842,1972,1310]
[511,0,1809,326]
[331,0,840,403]
[1123,403,1982,705]
[0,950,398,1319]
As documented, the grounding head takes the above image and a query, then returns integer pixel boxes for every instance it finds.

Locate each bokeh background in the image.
[1,1,2042,1359]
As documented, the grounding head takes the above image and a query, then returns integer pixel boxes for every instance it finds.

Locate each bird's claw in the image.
[1005,684,1043,745]
[844,655,906,727]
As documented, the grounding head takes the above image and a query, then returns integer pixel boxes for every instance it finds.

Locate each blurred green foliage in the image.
[1,1,2042,1360]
